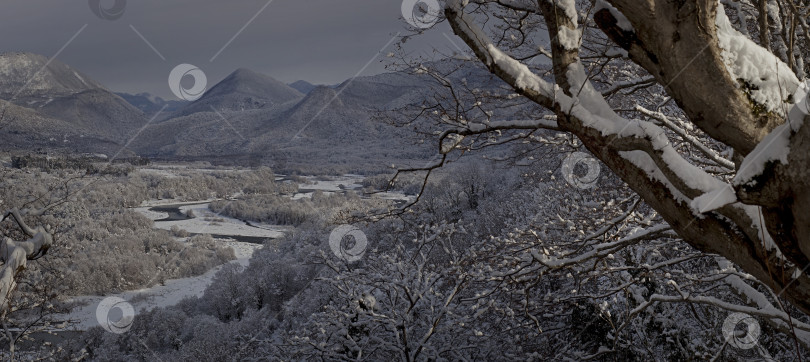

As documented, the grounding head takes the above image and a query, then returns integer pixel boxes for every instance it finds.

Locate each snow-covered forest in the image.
[1,0,810,360]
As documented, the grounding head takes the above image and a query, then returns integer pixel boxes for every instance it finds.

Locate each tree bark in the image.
[443,0,810,315]
[0,210,53,317]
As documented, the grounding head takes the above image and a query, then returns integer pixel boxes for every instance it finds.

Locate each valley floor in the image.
[56,171,412,332]
[58,240,261,331]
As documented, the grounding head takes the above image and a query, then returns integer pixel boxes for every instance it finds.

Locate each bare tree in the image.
[0,209,53,358]
[415,0,810,316]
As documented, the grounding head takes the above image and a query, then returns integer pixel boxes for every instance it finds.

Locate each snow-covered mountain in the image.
[128,67,438,168]
[0,53,452,167]
[115,92,186,115]
[0,52,104,98]
[0,99,125,155]
[288,80,318,95]
[0,52,147,144]
[174,68,304,117]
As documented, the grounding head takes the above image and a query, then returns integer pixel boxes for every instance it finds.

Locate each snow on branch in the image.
[631,292,810,337]
[733,81,810,187]
[440,119,561,145]
[446,0,730,207]
[594,0,633,32]
[717,258,810,349]
[578,197,640,242]
[600,76,656,97]
[445,0,796,269]
[531,223,671,269]
[715,1,800,115]
[691,184,738,214]
[0,209,53,317]
[634,105,735,170]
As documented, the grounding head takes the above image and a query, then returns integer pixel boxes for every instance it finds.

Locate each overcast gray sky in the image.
[0,0,454,98]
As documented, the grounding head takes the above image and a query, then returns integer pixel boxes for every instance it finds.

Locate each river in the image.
[56,174,412,332]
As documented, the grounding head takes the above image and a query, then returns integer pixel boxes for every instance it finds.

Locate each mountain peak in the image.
[0,52,104,98]
[227,67,267,79]
[0,52,147,145]
[174,67,304,116]
[206,68,300,98]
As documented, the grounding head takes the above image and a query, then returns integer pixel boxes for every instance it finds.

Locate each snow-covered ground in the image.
[375,190,411,202]
[137,198,218,208]
[138,166,251,179]
[134,202,286,239]
[292,174,413,204]
[299,175,364,191]
[57,173,408,331]
[57,200,280,331]
[147,203,286,239]
[58,240,261,331]
[134,206,168,220]
[137,168,179,179]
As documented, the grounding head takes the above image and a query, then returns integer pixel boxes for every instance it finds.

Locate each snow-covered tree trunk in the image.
[440,0,810,314]
[0,210,53,316]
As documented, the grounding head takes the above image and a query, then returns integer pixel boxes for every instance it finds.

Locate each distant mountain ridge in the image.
[288,80,318,94]
[0,52,104,98]
[115,92,186,115]
[175,68,304,117]
[0,52,484,168]
[0,52,147,146]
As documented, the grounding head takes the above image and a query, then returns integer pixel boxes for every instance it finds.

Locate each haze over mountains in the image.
[0,52,438,169]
